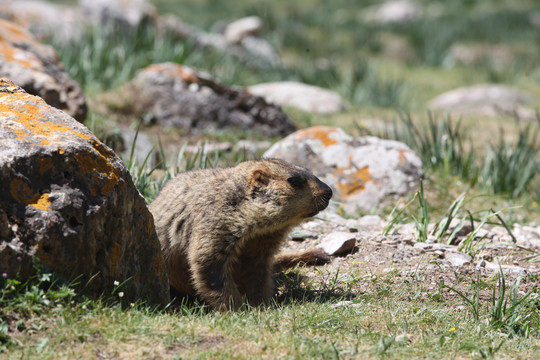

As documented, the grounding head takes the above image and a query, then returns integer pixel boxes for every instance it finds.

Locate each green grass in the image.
[7,0,540,358]
[2,262,539,359]
[386,113,540,201]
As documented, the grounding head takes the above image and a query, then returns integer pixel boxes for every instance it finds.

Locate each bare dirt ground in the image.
[280,212,540,302]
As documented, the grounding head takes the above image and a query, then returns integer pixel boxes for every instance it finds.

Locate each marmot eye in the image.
[287,175,307,188]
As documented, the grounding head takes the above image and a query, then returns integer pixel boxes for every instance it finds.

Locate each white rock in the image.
[289,229,317,241]
[358,215,384,228]
[445,252,472,267]
[332,300,362,308]
[248,82,347,114]
[366,0,422,24]
[449,43,513,68]
[529,12,540,28]
[485,262,527,275]
[428,84,535,120]
[529,239,540,249]
[263,126,423,214]
[318,232,357,256]
[224,16,262,43]
[475,260,486,271]
[413,242,432,250]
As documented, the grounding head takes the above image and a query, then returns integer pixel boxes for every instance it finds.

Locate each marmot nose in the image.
[324,186,333,200]
[315,182,333,200]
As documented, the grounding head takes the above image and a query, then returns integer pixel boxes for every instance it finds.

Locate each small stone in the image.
[357,215,383,228]
[431,243,454,251]
[289,230,317,242]
[445,252,472,267]
[475,260,486,271]
[485,262,527,275]
[332,300,352,308]
[395,333,412,344]
[426,235,438,243]
[414,242,432,250]
[344,219,360,231]
[528,239,540,249]
[397,223,416,236]
[318,232,357,256]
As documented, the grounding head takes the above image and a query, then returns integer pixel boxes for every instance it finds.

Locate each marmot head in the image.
[242,159,333,227]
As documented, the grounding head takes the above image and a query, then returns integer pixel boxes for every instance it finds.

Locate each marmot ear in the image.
[251,167,270,186]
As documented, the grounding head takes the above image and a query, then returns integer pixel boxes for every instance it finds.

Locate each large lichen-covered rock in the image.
[263,126,423,214]
[102,62,296,137]
[0,79,169,306]
[0,19,87,122]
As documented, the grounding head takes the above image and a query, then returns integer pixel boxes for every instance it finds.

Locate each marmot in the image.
[149,158,333,310]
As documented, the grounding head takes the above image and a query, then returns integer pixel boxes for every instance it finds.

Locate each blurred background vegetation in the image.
[46,0,540,222]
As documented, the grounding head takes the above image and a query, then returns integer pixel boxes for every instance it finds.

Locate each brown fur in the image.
[149,158,333,310]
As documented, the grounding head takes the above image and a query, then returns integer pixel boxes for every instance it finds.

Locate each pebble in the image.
[318,232,357,256]
[445,252,472,267]
[485,262,527,275]
[332,301,363,309]
[289,229,317,241]
[357,215,383,228]
[475,260,486,271]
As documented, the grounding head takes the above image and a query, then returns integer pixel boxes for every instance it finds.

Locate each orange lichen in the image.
[0,19,47,70]
[10,178,51,211]
[0,92,90,145]
[0,98,63,143]
[75,140,120,196]
[10,178,38,204]
[39,156,53,174]
[334,166,373,199]
[296,126,339,147]
[109,242,123,277]
[1,88,121,196]
[0,19,36,43]
[145,63,198,83]
[30,193,51,211]
[0,44,35,69]
[398,149,410,164]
